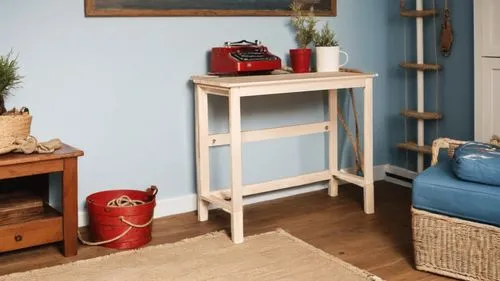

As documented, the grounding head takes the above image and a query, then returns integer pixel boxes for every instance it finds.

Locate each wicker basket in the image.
[0,114,32,153]
[412,207,500,281]
[413,137,500,281]
[431,136,500,165]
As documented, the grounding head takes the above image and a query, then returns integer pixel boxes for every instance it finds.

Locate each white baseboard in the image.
[384,177,412,188]
[78,165,387,227]
[385,165,418,179]
[383,164,417,188]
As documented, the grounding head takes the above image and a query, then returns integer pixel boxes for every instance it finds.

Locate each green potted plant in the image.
[0,50,32,154]
[0,50,23,115]
[289,0,317,73]
[313,23,349,72]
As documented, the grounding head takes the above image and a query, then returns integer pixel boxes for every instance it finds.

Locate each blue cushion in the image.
[413,159,500,227]
[452,142,500,186]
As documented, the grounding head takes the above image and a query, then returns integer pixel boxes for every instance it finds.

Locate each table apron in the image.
[0,159,64,180]
[237,79,367,97]
[198,78,367,97]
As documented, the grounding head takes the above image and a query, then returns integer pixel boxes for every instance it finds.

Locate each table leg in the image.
[229,92,243,243]
[195,85,210,221]
[328,89,339,197]
[363,79,375,214]
[62,157,78,256]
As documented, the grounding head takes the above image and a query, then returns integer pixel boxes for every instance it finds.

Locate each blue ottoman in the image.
[411,138,500,281]
[413,159,500,227]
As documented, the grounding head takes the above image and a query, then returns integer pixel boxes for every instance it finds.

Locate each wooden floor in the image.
[0,181,455,280]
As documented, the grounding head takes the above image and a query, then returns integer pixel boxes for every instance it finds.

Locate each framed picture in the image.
[84,0,337,17]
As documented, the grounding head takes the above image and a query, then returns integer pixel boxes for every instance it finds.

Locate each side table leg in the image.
[328,89,339,197]
[364,183,375,214]
[229,92,243,244]
[195,85,210,221]
[363,79,375,214]
[62,157,78,256]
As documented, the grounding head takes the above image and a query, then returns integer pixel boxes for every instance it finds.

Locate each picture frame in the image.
[84,0,337,17]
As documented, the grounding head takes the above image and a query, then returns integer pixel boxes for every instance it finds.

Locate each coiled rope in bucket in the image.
[78,187,157,246]
[107,195,145,207]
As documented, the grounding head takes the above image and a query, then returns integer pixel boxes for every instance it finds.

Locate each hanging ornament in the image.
[440,0,453,57]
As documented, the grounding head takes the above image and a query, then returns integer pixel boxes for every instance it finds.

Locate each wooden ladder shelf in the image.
[401,110,442,120]
[398,0,442,172]
[397,142,432,155]
[400,62,441,71]
[400,9,439,17]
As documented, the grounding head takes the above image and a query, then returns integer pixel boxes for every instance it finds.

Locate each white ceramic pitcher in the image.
[316,46,349,72]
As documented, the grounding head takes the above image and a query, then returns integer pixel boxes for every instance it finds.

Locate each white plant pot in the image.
[315,46,349,72]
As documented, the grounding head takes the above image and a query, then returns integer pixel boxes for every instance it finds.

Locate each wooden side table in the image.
[0,144,83,256]
[191,71,377,244]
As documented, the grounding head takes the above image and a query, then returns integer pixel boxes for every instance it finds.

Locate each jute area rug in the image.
[0,228,384,281]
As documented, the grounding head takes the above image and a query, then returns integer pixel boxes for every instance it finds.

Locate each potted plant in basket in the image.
[289,0,317,73]
[313,23,349,72]
[0,50,32,154]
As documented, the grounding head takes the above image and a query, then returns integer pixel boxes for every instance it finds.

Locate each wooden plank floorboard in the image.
[0,181,456,280]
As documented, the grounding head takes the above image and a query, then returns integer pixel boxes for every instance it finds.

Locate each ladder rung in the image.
[400,9,439,17]
[400,62,441,71]
[397,142,432,154]
[401,110,442,120]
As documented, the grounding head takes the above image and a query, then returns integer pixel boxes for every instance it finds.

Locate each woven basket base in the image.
[412,207,500,281]
[0,114,32,149]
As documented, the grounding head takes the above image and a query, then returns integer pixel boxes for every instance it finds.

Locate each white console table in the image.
[191,71,377,243]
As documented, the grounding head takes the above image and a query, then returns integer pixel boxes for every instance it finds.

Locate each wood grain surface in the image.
[0,144,83,167]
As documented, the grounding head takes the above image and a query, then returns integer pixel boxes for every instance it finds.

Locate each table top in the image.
[191,71,378,88]
[0,143,84,167]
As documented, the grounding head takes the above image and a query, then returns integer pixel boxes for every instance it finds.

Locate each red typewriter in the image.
[210,40,282,76]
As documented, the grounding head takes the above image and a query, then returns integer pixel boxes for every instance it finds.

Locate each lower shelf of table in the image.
[0,205,63,253]
[200,169,369,213]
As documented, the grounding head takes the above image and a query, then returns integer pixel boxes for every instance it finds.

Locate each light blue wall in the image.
[391,0,474,170]
[1,0,467,211]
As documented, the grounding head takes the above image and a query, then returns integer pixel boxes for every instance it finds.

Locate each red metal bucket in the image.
[85,186,157,250]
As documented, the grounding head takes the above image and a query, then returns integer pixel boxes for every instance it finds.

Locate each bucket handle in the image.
[78,216,154,246]
[146,185,158,197]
